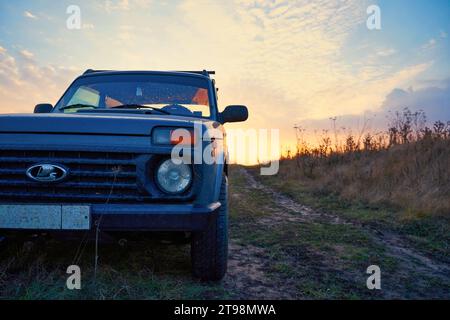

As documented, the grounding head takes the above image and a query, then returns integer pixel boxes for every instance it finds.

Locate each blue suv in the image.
[0,70,248,281]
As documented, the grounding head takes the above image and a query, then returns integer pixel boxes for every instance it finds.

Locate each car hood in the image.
[0,113,211,136]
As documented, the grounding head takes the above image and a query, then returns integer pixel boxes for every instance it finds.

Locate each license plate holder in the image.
[0,205,91,230]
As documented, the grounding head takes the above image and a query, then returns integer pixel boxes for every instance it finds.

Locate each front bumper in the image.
[92,202,221,231]
[0,202,221,232]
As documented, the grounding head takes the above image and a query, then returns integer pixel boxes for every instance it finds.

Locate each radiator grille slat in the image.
[0,180,138,189]
[0,157,135,165]
[0,191,151,202]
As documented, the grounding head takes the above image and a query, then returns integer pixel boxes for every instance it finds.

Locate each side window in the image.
[67,86,100,107]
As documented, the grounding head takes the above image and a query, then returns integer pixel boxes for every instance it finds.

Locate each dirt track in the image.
[223,168,450,299]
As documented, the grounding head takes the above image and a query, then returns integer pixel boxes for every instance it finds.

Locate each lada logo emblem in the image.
[26,164,68,182]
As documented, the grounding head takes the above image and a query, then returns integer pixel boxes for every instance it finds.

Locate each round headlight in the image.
[156,159,192,194]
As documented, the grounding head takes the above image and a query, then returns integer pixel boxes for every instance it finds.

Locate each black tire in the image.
[191,175,228,281]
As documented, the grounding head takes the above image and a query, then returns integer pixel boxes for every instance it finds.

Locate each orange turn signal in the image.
[170,129,196,145]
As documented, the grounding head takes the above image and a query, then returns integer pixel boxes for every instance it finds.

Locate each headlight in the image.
[156,159,192,194]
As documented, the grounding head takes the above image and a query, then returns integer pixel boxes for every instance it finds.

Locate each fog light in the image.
[156,159,192,194]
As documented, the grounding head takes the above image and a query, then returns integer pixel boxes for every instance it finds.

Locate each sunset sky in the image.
[0,0,449,163]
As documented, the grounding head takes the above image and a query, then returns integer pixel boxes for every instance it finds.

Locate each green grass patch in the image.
[0,239,228,300]
[248,167,450,264]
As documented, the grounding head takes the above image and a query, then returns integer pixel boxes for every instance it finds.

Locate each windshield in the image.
[54,74,213,118]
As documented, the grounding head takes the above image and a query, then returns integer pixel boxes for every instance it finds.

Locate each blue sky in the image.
[343,0,450,81]
[0,0,449,151]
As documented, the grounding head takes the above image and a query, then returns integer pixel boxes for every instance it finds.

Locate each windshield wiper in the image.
[111,104,171,114]
[59,104,99,111]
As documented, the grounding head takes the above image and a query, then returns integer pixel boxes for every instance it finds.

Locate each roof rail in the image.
[82,69,216,76]
[83,69,110,75]
[177,70,216,77]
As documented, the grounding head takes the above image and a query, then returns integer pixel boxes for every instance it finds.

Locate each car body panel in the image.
[0,113,210,136]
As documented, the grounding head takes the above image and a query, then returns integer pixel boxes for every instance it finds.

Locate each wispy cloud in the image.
[419,29,449,54]
[0,45,79,112]
[100,0,152,12]
[19,49,34,60]
[82,23,95,30]
[376,48,397,57]
[422,38,437,50]
[23,11,37,19]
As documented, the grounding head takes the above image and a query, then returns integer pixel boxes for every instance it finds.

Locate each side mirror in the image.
[220,105,248,124]
[34,103,53,113]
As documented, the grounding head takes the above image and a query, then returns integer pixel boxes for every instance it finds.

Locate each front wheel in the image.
[191,175,228,281]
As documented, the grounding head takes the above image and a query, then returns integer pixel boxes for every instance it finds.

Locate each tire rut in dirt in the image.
[239,167,450,299]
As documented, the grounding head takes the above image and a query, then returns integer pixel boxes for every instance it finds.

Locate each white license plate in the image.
[0,205,91,230]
